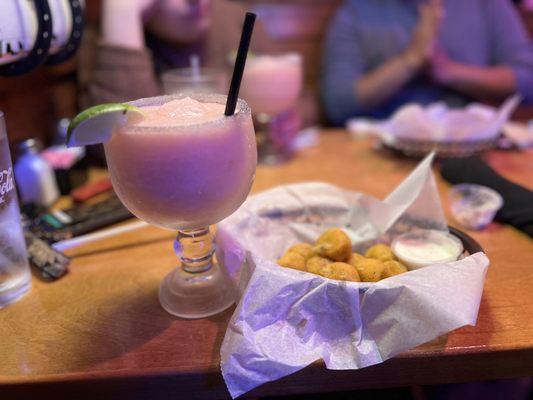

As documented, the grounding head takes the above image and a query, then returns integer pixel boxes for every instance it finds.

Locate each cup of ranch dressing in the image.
[391,229,464,270]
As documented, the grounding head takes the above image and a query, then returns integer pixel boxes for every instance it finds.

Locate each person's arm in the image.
[356,0,442,110]
[432,0,533,102]
[87,0,160,105]
[321,0,441,124]
[432,52,517,99]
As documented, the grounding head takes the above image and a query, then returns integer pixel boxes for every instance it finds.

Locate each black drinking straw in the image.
[224,12,256,116]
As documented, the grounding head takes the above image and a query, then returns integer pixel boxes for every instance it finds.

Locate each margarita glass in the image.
[104,93,257,318]
[240,53,303,164]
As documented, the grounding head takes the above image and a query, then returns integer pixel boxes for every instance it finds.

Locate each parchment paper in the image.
[347,95,521,142]
[216,154,489,398]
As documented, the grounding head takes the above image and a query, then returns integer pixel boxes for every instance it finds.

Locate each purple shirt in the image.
[322,0,533,125]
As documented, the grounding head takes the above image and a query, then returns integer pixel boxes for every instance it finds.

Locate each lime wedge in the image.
[67,103,142,147]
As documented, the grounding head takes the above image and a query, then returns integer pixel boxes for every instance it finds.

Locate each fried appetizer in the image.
[306,256,332,276]
[348,252,366,269]
[382,260,408,279]
[313,228,352,262]
[365,243,396,262]
[356,258,386,282]
[278,251,306,271]
[287,243,315,260]
[323,262,361,282]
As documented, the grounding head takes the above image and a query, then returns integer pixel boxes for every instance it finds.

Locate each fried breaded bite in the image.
[323,262,361,282]
[278,251,306,271]
[306,256,332,276]
[356,258,386,282]
[365,243,396,262]
[313,228,352,262]
[382,260,408,279]
[348,252,366,269]
[287,243,315,260]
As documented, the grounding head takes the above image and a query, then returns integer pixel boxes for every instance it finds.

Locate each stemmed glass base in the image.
[158,227,235,319]
[256,113,292,165]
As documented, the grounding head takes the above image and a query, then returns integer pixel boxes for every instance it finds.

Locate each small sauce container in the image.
[391,229,463,270]
[448,184,503,230]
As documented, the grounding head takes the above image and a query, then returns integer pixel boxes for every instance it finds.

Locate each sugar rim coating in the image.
[124,93,251,132]
[247,52,302,66]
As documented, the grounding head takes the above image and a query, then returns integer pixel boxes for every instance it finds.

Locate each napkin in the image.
[216,154,489,398]
[347,95,521,142]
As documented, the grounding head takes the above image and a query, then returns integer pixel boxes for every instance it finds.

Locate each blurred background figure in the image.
[82,0,271,105]
[80,0,309,159]
[321,0,533,125]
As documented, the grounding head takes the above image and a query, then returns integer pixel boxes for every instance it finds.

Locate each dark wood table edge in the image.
[1,347,532,400]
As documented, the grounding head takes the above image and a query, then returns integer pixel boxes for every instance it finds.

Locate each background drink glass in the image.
[104,93,256,318]
[240,53,303,164]
[0,111,32,307]
[161,67,227,95]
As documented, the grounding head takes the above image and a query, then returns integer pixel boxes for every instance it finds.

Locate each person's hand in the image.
[404,0,444,69]
[430,47,458,85]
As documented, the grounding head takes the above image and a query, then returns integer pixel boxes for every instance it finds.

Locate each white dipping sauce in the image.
[391,230,463,270]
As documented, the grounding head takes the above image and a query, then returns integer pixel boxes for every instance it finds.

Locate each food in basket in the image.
[312,228,352,261]
[306,256,332,275]
[355,258,385,282]
[287,243,315,260]
[348,252,366,268]
[365,244,396,261]
[324,262,361,282]
[383,260,409,278]
[278,251,306,271]
[277,228,409,282]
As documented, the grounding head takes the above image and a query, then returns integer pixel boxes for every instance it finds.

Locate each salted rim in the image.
[246,52,302,66]
[124,93,251,132]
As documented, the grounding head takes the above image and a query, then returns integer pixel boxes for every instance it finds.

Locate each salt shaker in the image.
[14,138,59,207]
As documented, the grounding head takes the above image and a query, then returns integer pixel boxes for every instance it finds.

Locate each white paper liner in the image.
[347,95,521,142]
[216,154,489,398]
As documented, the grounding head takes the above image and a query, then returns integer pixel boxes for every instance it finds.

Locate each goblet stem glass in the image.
[256,113,291,165]
[158,226,235,318]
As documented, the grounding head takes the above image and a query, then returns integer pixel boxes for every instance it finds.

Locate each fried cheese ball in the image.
[356,258,386,282]
[348,252,366,269]
[287,243,315,260]
[313,228,352,262]
[306,256,332,276]
[323,262,361,282]
[365,243,396,262]
[278,251,306,271]
[382,260,408,279]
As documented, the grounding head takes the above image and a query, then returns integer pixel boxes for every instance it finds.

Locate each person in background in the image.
[84,0,271,105]
[321,0,533,125]
[80,0,304,156]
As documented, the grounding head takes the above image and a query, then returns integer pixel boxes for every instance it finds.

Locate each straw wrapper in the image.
[216,154,489,398]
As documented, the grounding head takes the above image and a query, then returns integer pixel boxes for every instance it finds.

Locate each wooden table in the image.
[1,132,532,399]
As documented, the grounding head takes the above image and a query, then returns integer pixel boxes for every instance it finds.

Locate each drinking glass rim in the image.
[123,93,251,133]
[161,67,226,84]
[246,52,302,66]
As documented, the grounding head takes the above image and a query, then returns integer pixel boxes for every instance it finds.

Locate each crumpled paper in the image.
[216,154,489,398]
[347,95,521,142]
